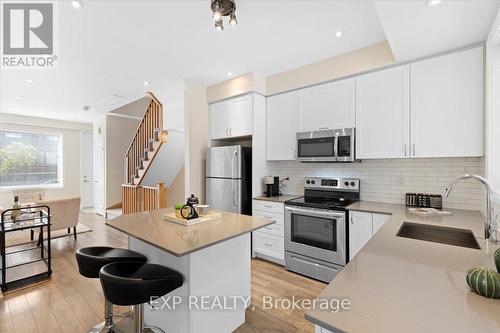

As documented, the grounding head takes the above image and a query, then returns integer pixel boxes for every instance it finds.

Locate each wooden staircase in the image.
[121,92,169,214]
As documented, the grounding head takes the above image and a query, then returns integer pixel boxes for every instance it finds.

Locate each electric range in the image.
[284,177,360,282]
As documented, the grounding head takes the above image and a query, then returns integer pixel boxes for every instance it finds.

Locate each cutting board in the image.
[162,211,222,226]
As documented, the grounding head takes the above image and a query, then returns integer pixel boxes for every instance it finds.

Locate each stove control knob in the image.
[306,180,310,184]
[350,181,356,187]
[311,180,315,185]
[344,181,349,186]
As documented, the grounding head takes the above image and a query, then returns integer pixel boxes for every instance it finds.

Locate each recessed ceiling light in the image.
[16,95,23,100]
[143,81,149,86]
[335,31,342,38]
[226,72,232,77]
[25,79,35,83]
[83,105,95,112]
[71,0,83,9]
[425,0,441,7]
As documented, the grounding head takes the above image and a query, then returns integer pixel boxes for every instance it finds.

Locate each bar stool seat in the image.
[100,262,184,332]
[75,247,148,333]
[76,246,147,278]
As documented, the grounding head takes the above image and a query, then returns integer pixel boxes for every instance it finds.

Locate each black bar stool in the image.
[76,246,147,332]
[99,262,184,333]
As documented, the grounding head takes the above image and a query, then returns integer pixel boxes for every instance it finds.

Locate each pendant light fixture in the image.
[211,0,238,30]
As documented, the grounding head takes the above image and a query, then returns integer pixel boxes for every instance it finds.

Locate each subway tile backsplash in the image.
[268,157,485,211]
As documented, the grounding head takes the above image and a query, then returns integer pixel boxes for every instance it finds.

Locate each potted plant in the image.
[175,203,184,219]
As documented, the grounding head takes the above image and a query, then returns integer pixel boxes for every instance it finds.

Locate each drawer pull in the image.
[264,216,274,220]
[264,243,273,247]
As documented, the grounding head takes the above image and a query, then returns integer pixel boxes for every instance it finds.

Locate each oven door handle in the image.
[285,206,345,219]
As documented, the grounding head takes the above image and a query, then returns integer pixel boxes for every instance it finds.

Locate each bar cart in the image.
[0,205,52,291]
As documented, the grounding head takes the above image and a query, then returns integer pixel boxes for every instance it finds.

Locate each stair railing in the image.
[124,92,163,185]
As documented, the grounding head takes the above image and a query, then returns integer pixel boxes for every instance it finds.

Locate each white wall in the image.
[0,114,92,208]
[104,91,186,208]
[487,9,500,207]
[105,115,140,207]
[142,130,185,192]
[184,84,209,202]
[142,91,186,204]
[268,157,485,211]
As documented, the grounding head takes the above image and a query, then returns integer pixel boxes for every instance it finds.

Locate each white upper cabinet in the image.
[227,94,253,137]
[298,77,355,132]
[209,100,229,140]
[266,91,298,160]
[356,65,410,159]
[410,47,484,157]
[209,94,253,140]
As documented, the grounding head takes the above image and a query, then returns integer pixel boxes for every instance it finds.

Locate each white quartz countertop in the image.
[106,208,273,256]
[305,201,500,333]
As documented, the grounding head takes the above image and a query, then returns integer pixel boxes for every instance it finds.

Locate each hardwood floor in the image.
[0,211,326,333]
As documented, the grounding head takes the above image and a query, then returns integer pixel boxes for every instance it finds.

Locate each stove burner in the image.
[285,196,357,210]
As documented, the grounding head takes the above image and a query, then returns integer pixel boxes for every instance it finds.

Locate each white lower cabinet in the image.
[252,200,285,265]
[349,211,373,260]
[372,213,390,235]
[315,325,333,333]
[349,211,390,260]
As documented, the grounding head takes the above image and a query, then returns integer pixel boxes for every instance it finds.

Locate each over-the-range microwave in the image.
[296,128,355,162]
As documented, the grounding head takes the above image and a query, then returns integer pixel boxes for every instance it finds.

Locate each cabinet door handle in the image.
[350,216,354,225]
[229,128,232,136]
[404,144,407,157]
[412,144,416,156]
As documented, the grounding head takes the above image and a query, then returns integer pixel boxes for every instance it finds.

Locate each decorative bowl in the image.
[195,204,210,216]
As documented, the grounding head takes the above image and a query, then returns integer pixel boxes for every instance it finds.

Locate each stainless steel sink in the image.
[396,222,481,250]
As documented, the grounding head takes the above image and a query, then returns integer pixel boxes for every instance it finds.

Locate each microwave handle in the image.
[333,134,339,158]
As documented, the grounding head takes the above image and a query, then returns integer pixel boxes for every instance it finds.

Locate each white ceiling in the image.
[374,0,500,61]
[0,0,386,123]
[1,0,499,124]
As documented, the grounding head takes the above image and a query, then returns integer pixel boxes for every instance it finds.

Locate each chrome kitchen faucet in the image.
[445,174,498,243]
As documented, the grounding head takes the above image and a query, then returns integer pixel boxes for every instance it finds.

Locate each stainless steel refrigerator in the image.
[206,145,252,215]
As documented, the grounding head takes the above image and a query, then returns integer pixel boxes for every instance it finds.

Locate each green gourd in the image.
[466,267,500,299]
[495,248,500,273]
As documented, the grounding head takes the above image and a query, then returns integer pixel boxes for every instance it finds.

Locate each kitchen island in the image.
[307,202,500,333]
[106,208,273,333]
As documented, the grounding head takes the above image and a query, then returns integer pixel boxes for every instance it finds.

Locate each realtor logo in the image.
[2,2,57,68]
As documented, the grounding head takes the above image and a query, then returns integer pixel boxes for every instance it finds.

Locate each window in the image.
[0,131,62,188]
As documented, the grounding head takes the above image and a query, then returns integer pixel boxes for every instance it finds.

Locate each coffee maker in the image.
[264,176,280,197]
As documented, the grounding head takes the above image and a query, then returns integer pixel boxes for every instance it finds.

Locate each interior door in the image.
[94,124,106,216]
[80,131,94,208]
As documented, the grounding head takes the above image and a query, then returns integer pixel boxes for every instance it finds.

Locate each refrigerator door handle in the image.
[232,150,238,207]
